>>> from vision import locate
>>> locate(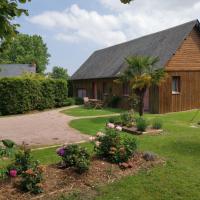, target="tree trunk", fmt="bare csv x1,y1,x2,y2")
136,88,147,116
